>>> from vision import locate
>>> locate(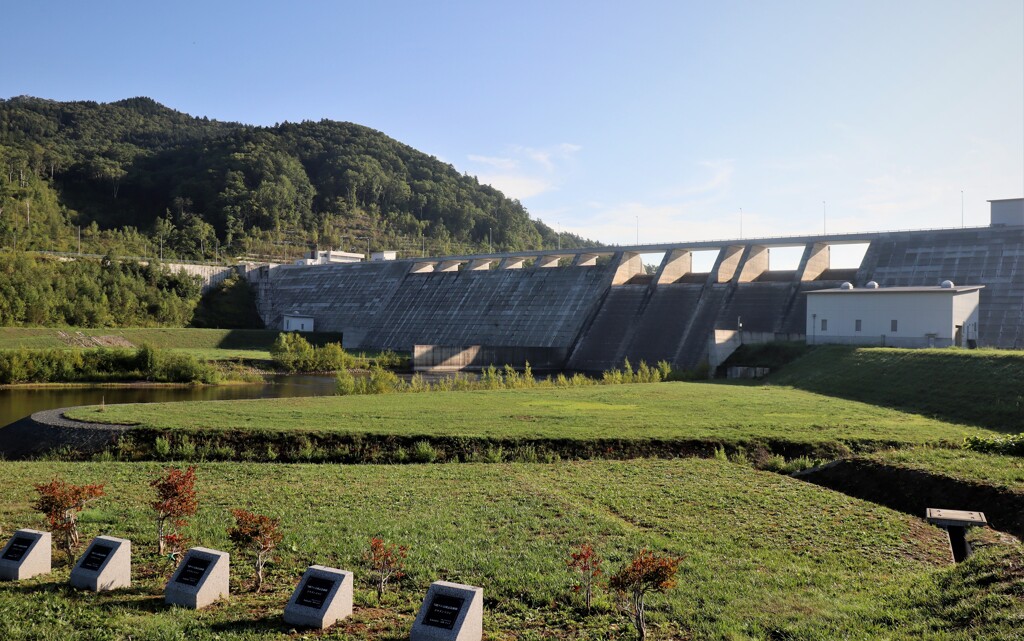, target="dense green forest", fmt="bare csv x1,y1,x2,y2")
0,96,596,261
0,252,202,327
